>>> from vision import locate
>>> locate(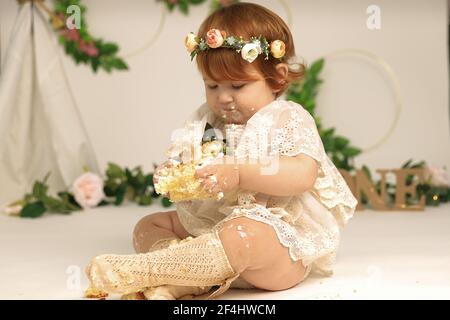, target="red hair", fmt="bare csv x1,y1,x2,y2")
195,2,305,97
